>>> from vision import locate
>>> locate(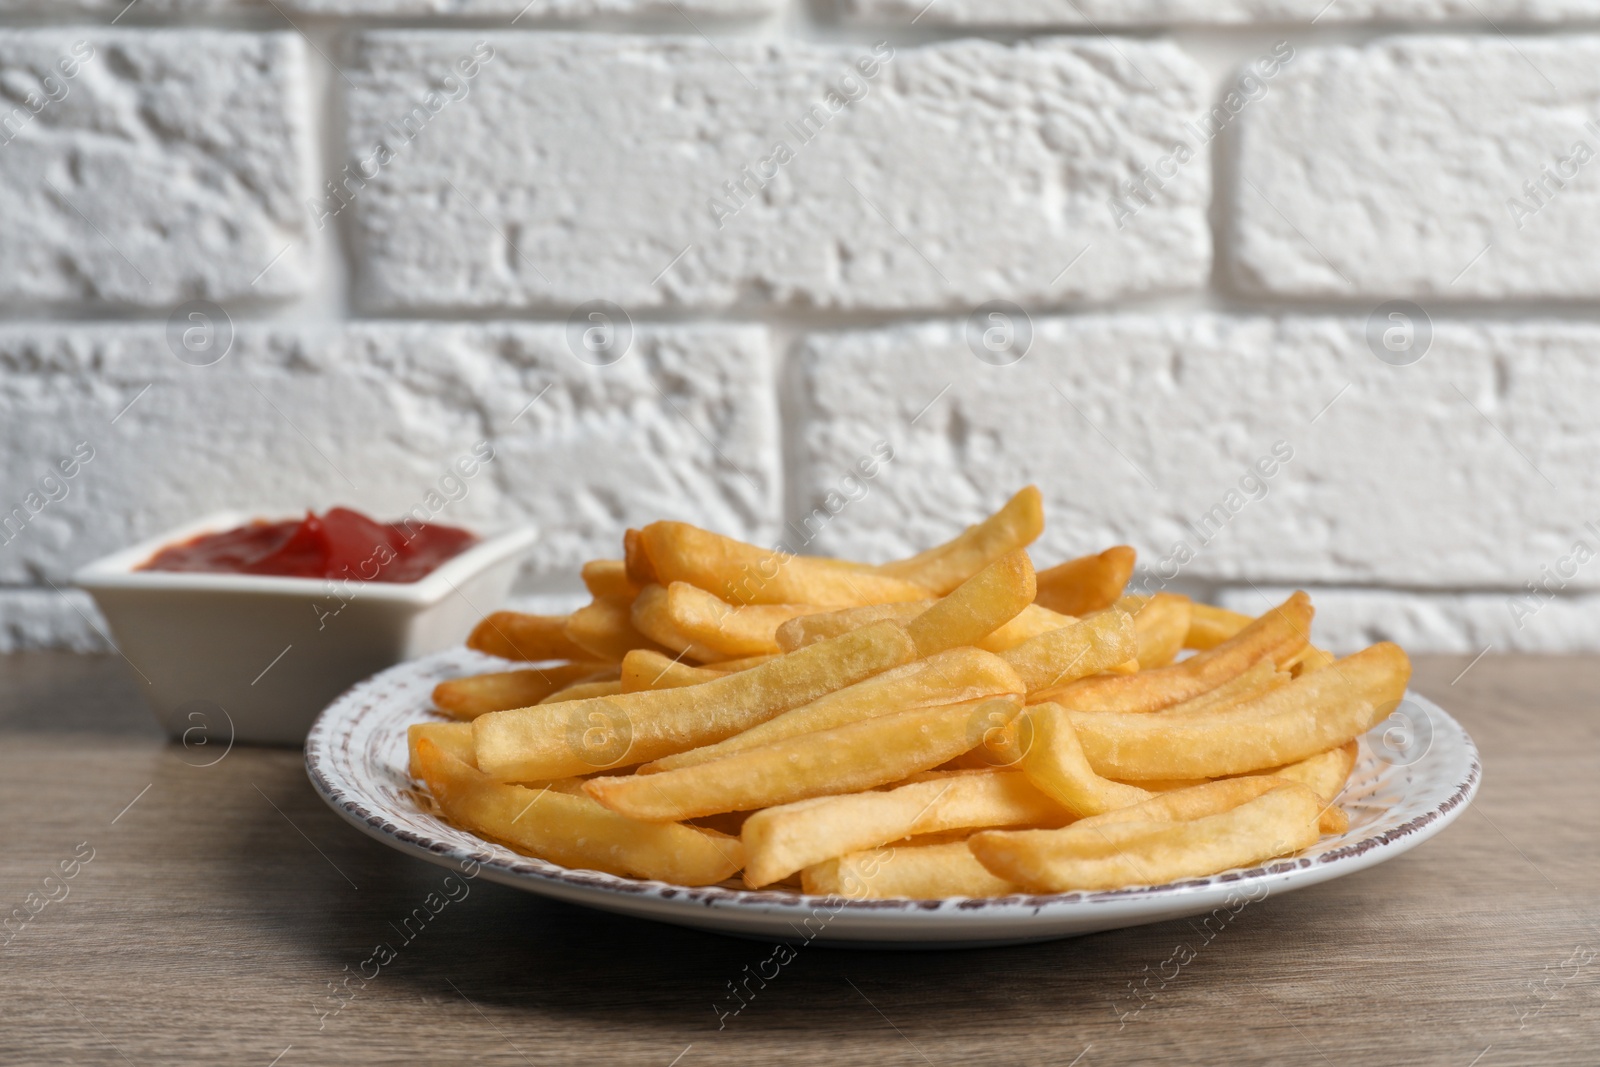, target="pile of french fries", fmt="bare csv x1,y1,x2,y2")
409,487,1410,899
